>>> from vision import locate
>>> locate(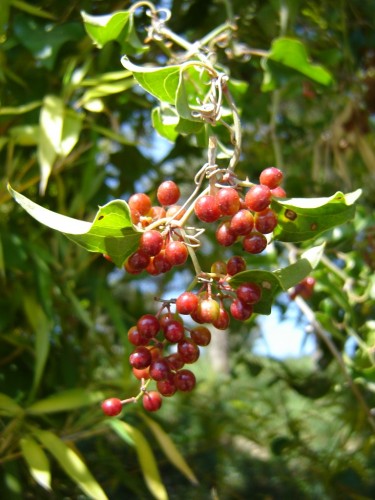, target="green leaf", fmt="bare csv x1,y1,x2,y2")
79,79,134,105
20,436,51,491
11,0,56,20
0,100,42,115
229,244,324,313
81,10,130,48
7,185,142,268
33,430,108,500
271,190,361,242
0,393,23,416
151,106,179,142
109,420,168,500
8,125,40,146
26,388,104,414
23,296,50,399
261,37,334,92
60,109,83,157
121,56,182,105
141,415,198,485
0,0,11,40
